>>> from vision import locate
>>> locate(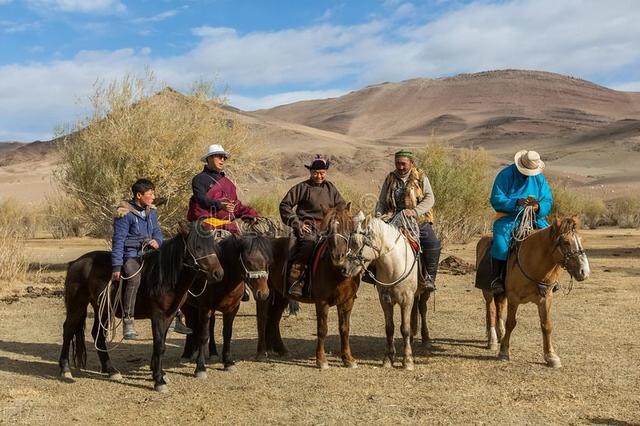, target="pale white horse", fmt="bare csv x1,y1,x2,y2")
345,213,419,370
